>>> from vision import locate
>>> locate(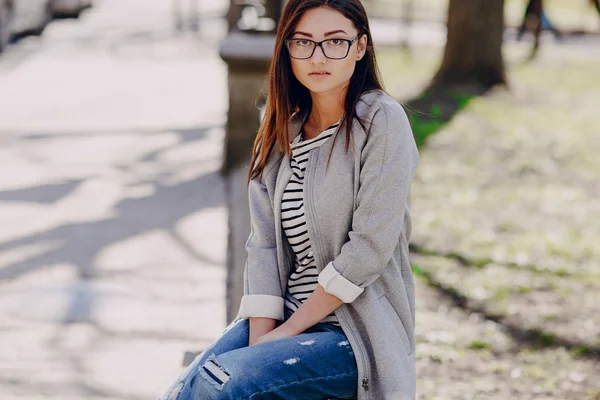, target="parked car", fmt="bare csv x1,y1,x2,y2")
0,0,11,53
11,0,52,36
51,0,92,18
0,0,92,54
